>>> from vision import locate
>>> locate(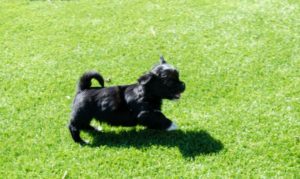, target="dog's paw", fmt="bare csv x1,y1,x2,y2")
79,140,90,146
94,126,103,132
166,122,178,131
